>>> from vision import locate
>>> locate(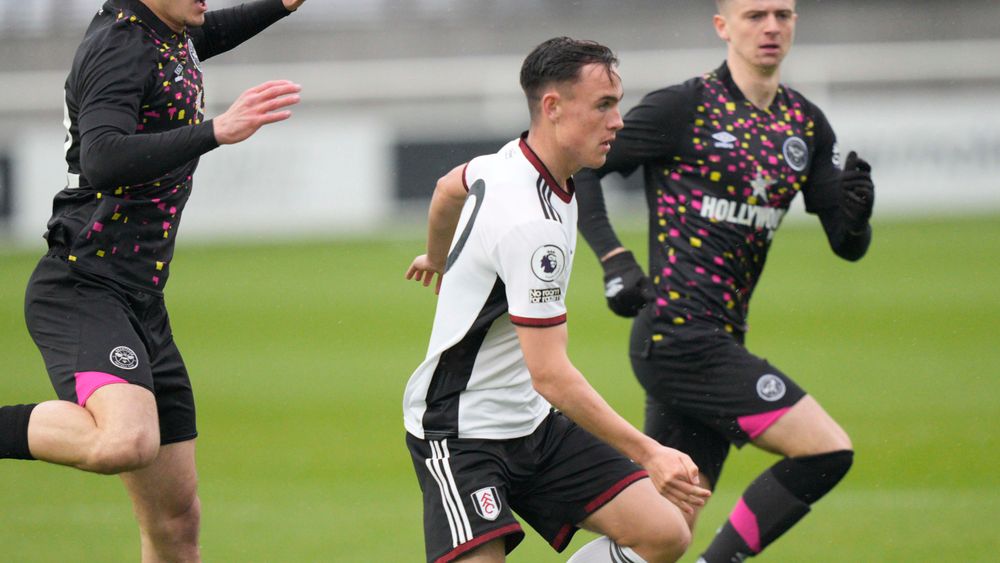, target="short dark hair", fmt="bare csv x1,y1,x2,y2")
519,37,618,120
